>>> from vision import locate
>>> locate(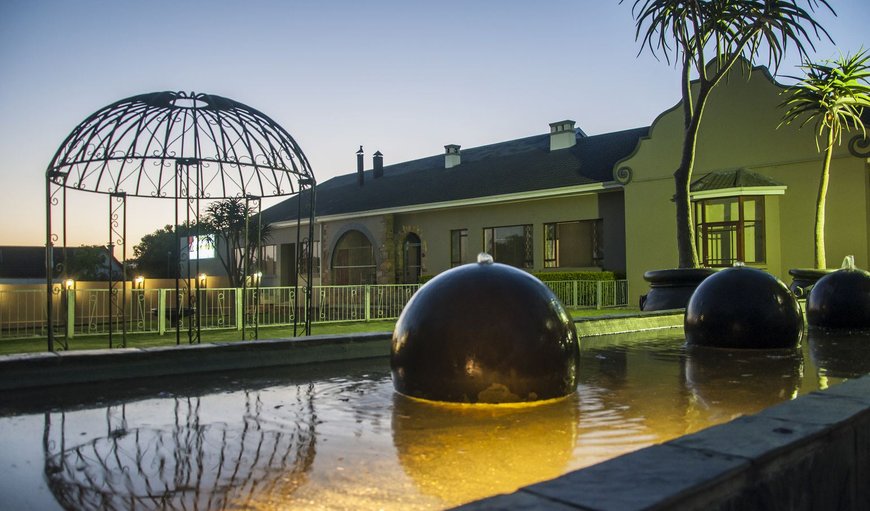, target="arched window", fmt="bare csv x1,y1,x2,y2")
331,230,376,285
